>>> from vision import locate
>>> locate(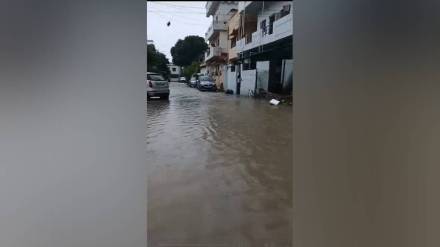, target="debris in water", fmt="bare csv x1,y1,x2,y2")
269,99,280,105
